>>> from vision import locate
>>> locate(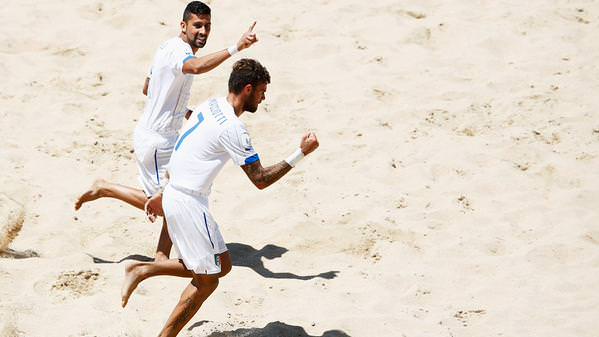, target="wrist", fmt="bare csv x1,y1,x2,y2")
227,44,239,56
285,148,304,168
